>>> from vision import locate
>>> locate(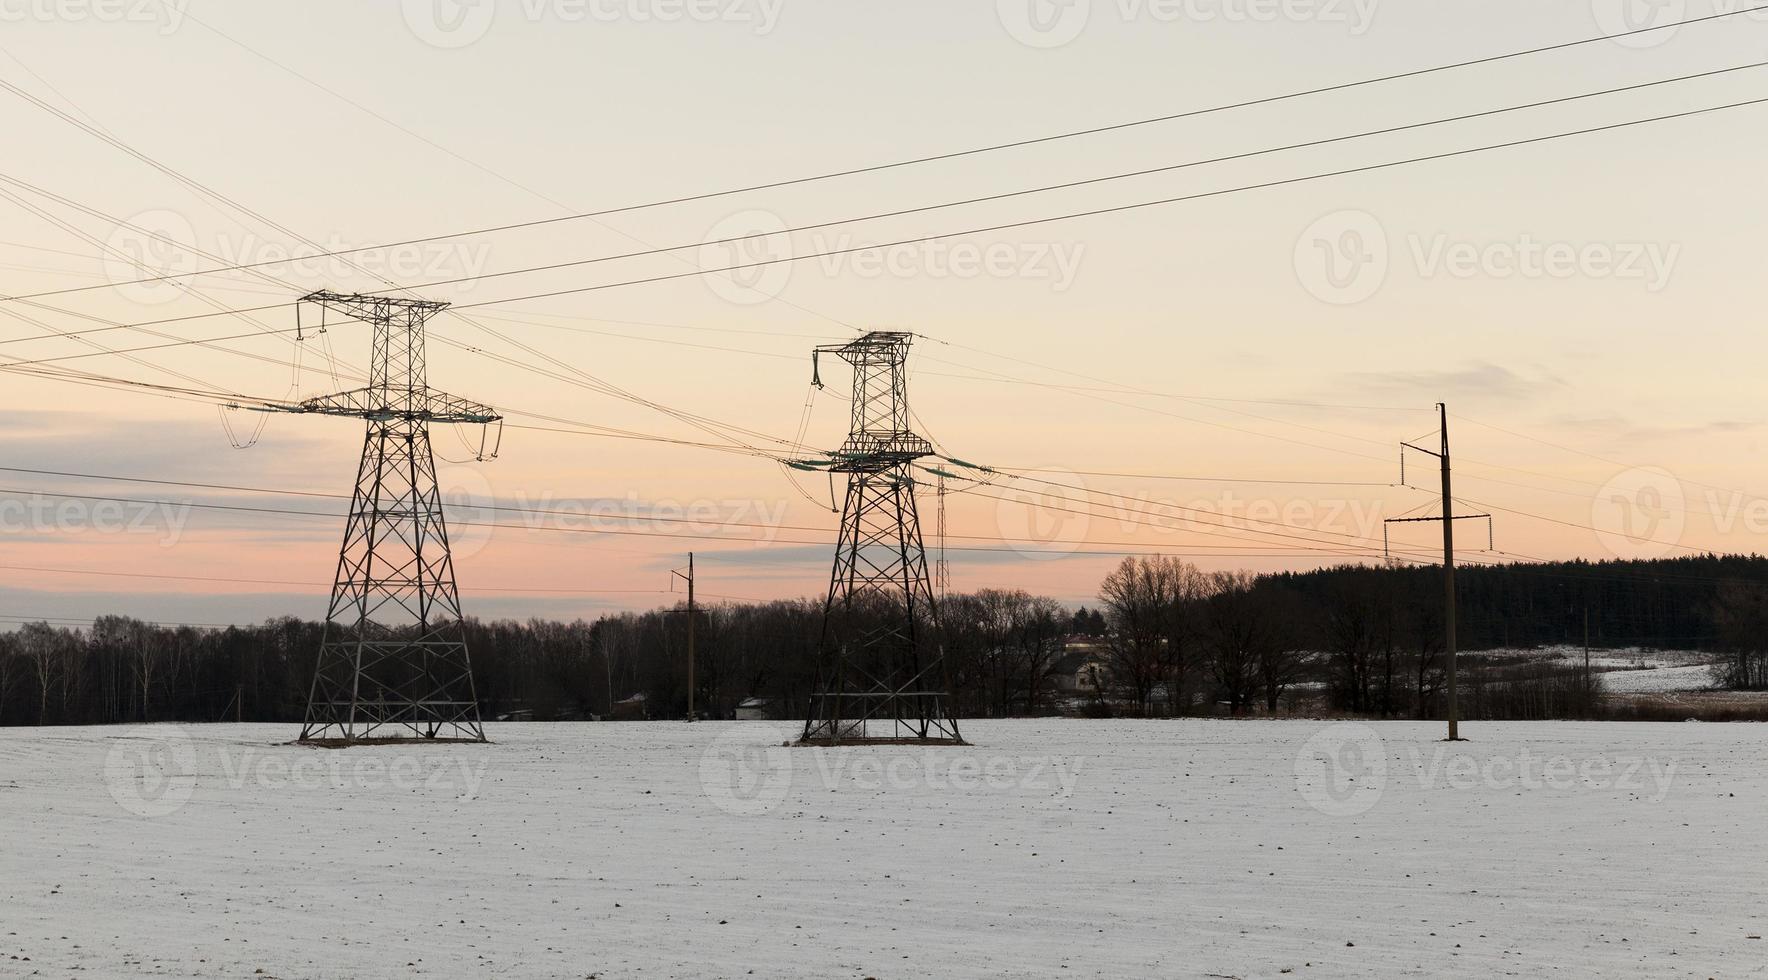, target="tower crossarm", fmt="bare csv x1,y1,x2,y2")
258,387,501,424
300,289,449,326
